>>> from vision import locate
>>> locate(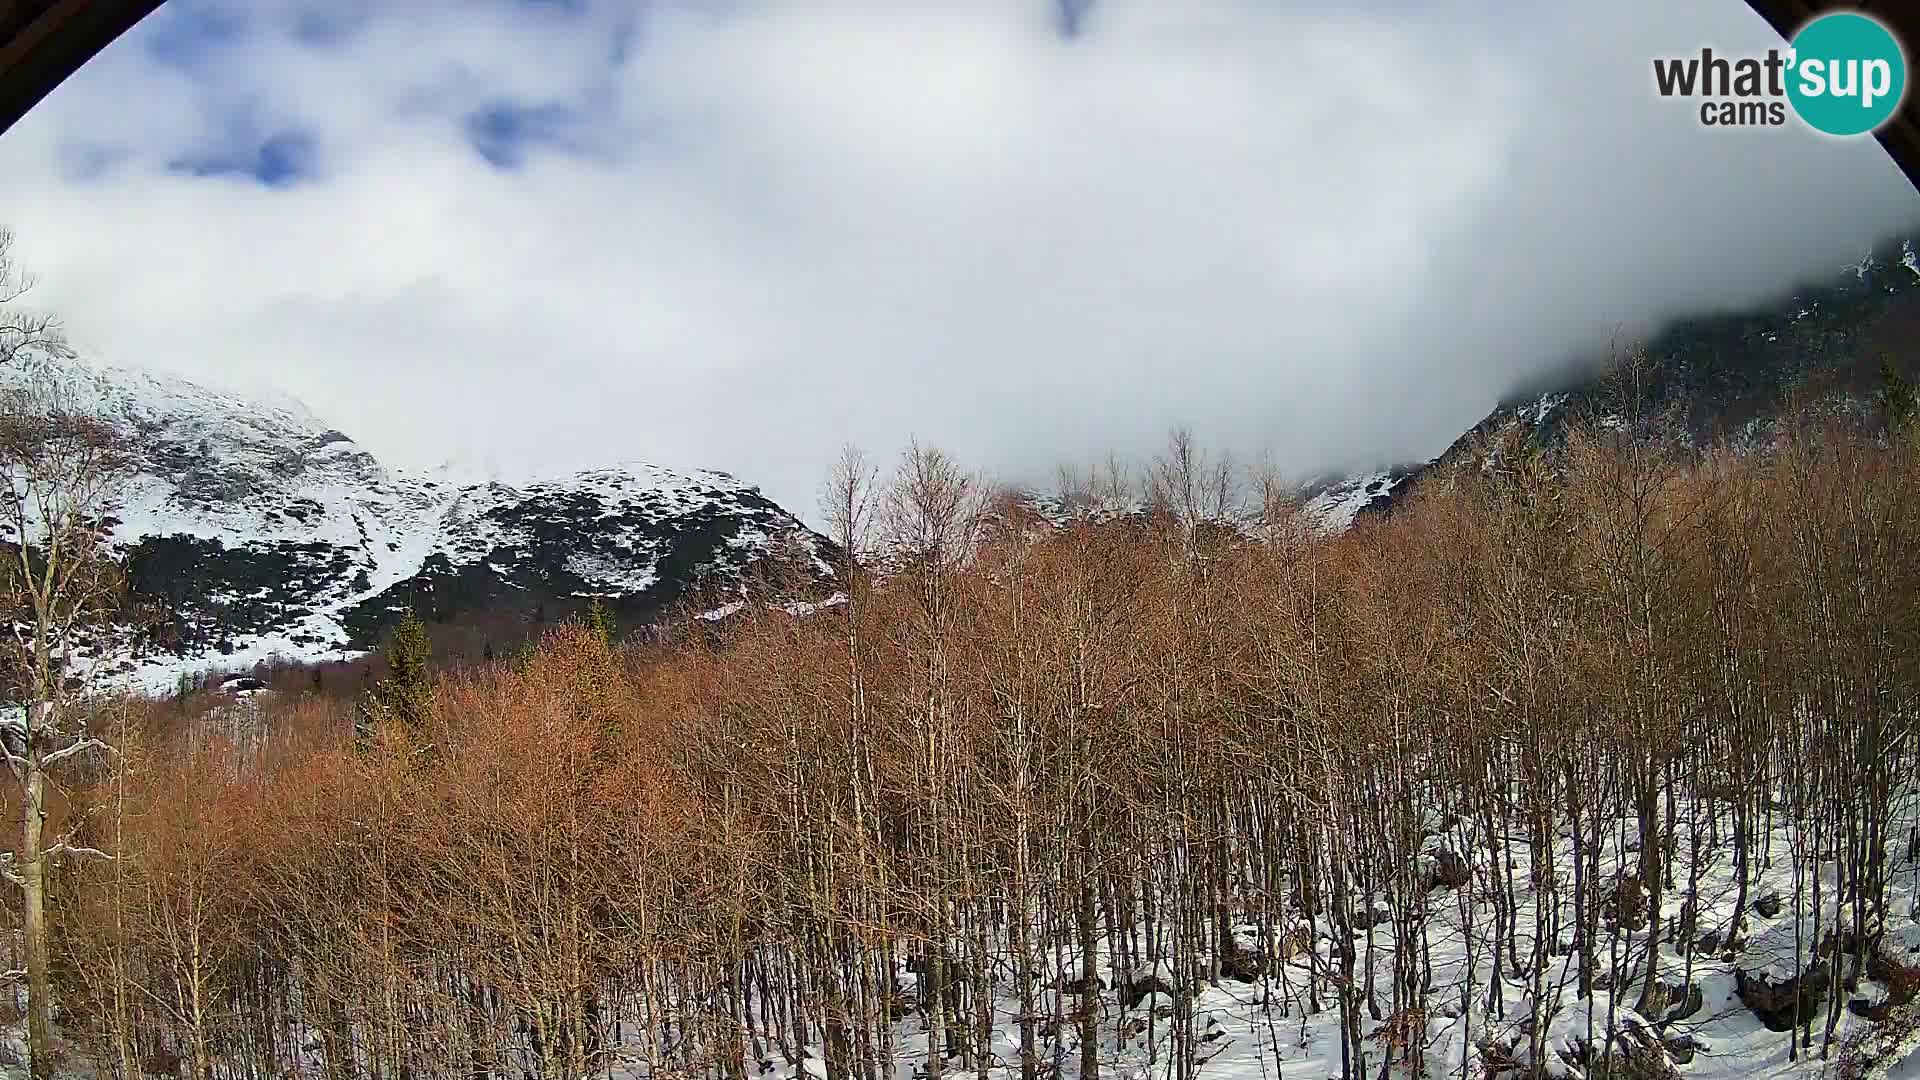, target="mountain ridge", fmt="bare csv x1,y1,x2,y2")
0,355,838,691
1303,235,1920,531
